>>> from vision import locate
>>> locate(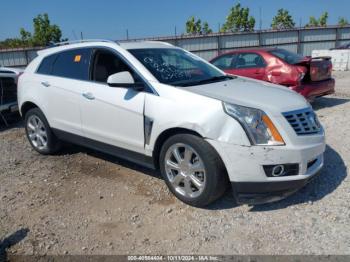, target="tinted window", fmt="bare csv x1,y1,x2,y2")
269,49,304,64
235,53,266,69
212,54,236,70
51,48,92,80
37,54,57,75
129,48,226,86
